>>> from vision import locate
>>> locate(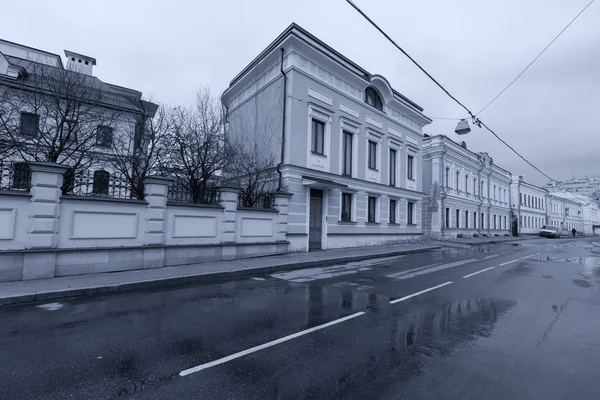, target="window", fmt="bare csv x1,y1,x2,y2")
455,209,460,228
389,199,397,224
407,155,414,180
465,175,469,193
456,171,460,190
407,201,415,225
465,210,469,228
341,193,353,222
494,215,497,229
342,131,353,176
473,178,477,194
481,213,485,229
311,119,325,155
473,211,477,229
504,189,507,202
92,170,110,195
520,194,524,205
504,216,507,230
367,196,377,223
62,168,75,194
364,87,383,111
20,112,39,137
445,207,450,228
445,168,450,187
96,125,114,147
12,163,31,189
368,140,377,170
493,185,497,200
389,149,397,186
481,181,485,197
